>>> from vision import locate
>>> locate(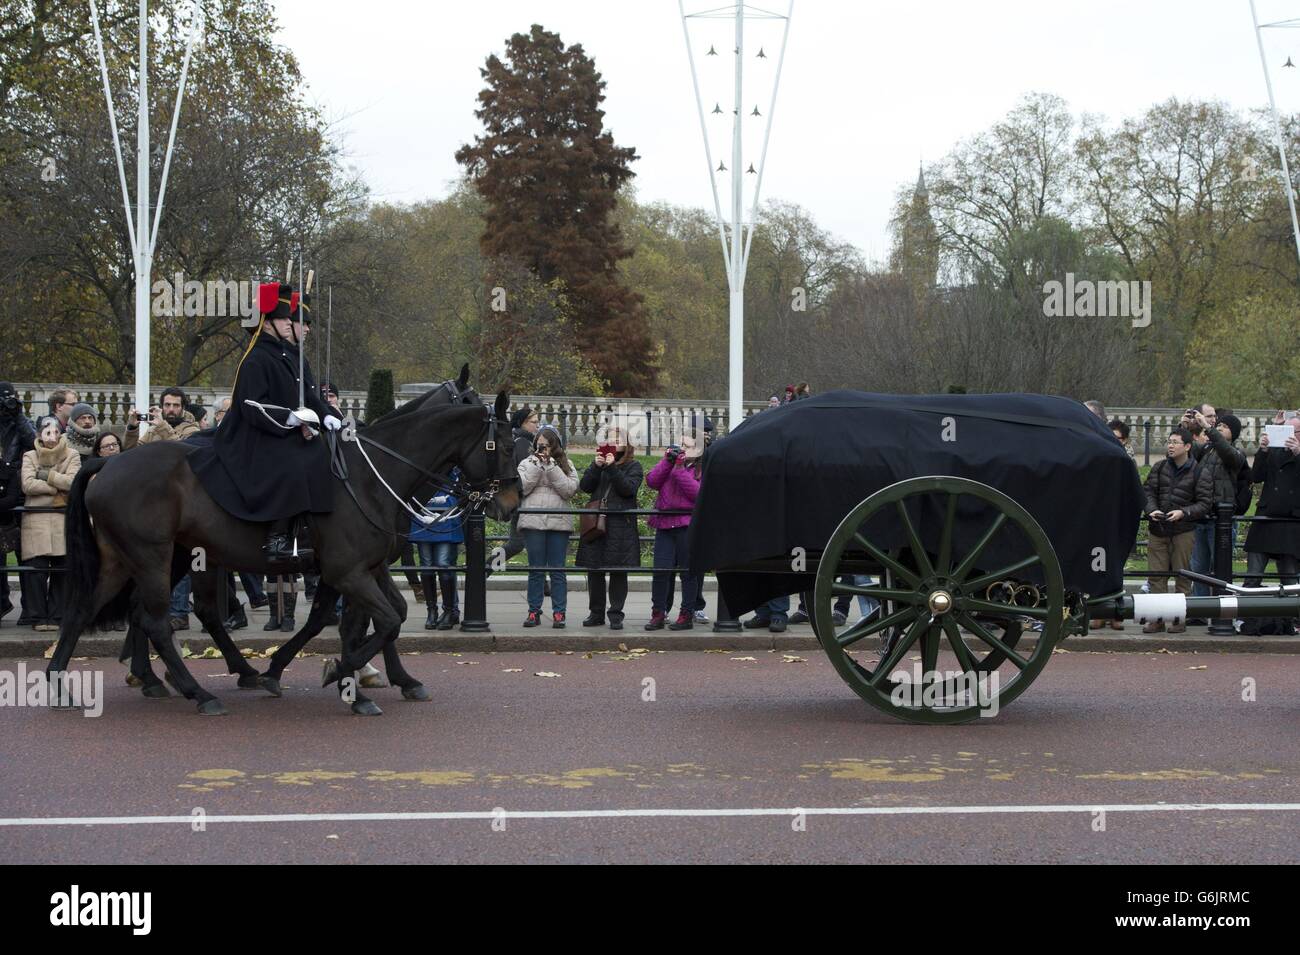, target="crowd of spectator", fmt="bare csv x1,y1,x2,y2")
3,384,1298,642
